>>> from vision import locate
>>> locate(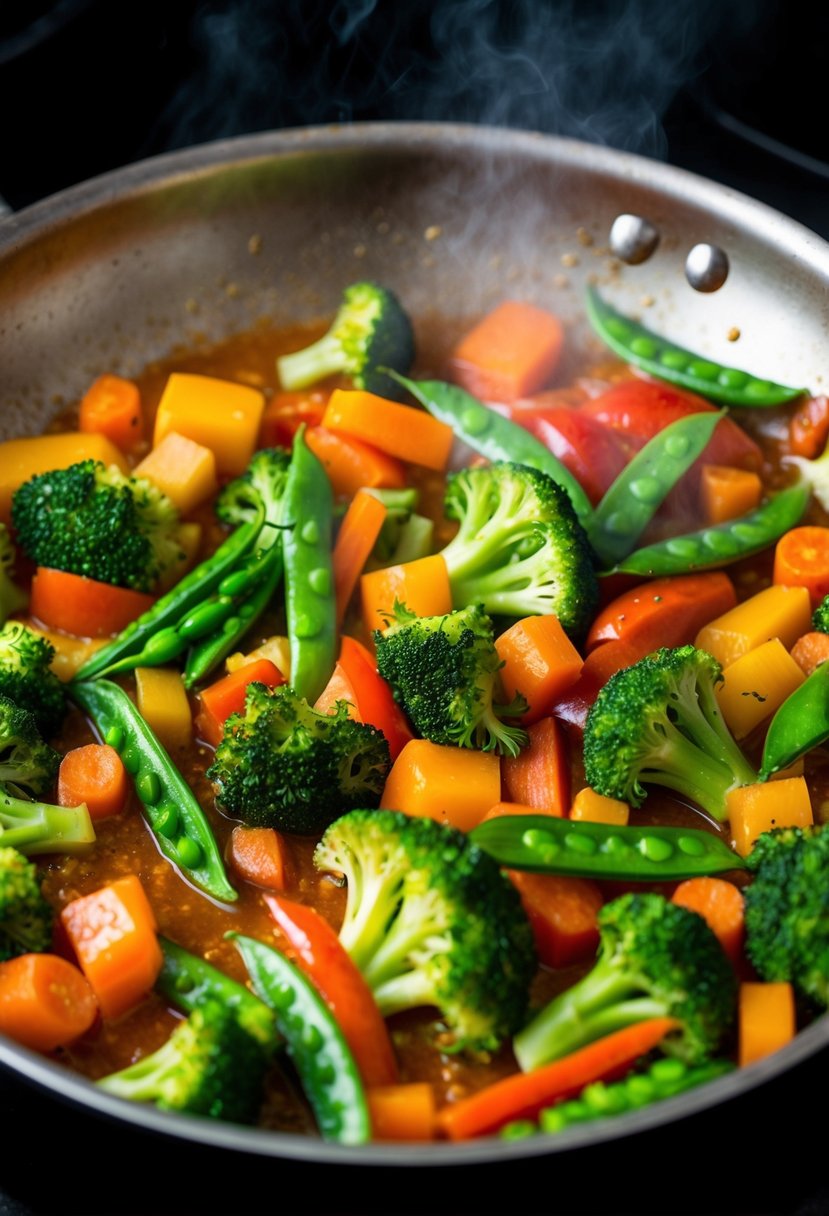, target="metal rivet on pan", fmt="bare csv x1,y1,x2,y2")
685,243,729,292
608,214,660,265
